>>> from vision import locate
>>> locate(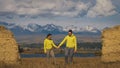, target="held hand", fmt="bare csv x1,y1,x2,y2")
55,46,58,49
44,52,47,54
56,47,59,49
74,50,77,53
56,46,59,49
57,46,60,49
55,45,59,49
